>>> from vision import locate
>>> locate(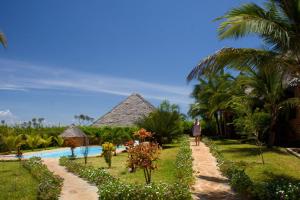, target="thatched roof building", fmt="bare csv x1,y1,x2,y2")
60,125,88,146
93,93,156,127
